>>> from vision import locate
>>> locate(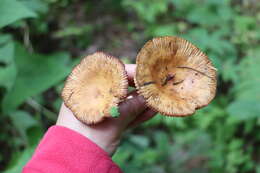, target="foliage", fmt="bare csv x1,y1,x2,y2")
110,106,120,118
0,0,259,172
